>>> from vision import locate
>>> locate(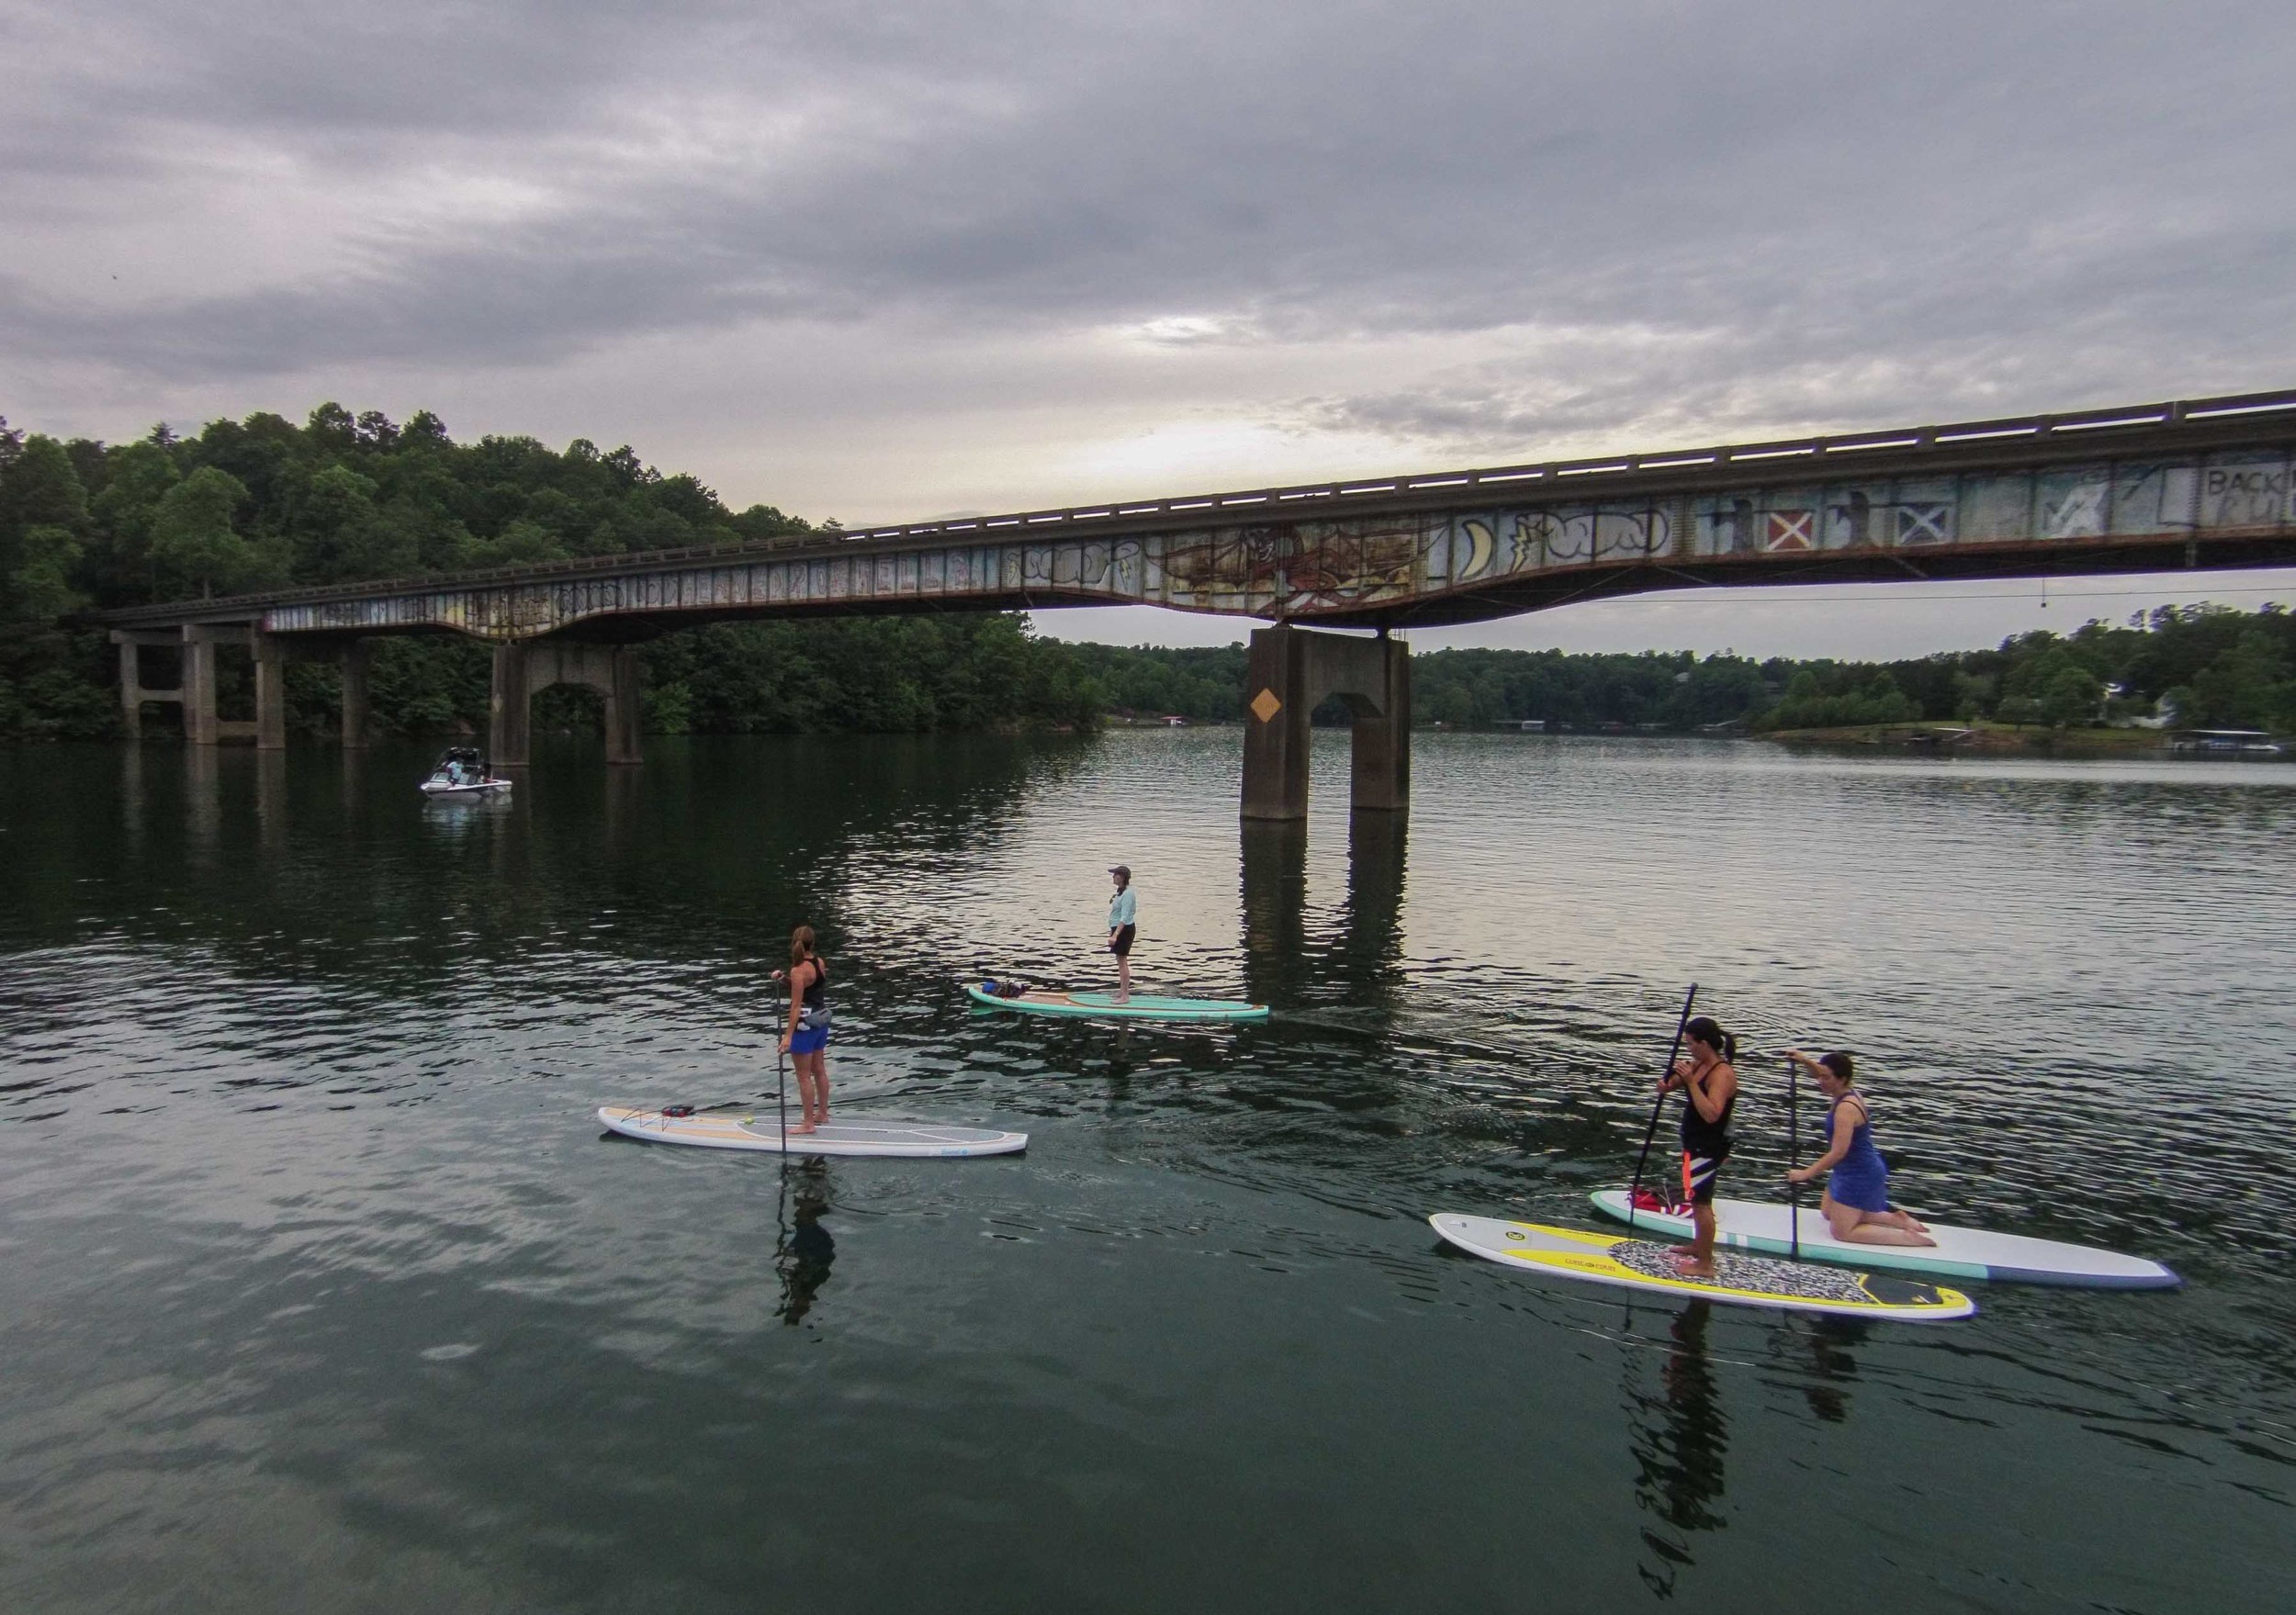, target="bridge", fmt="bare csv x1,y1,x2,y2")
96,387,2296,819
